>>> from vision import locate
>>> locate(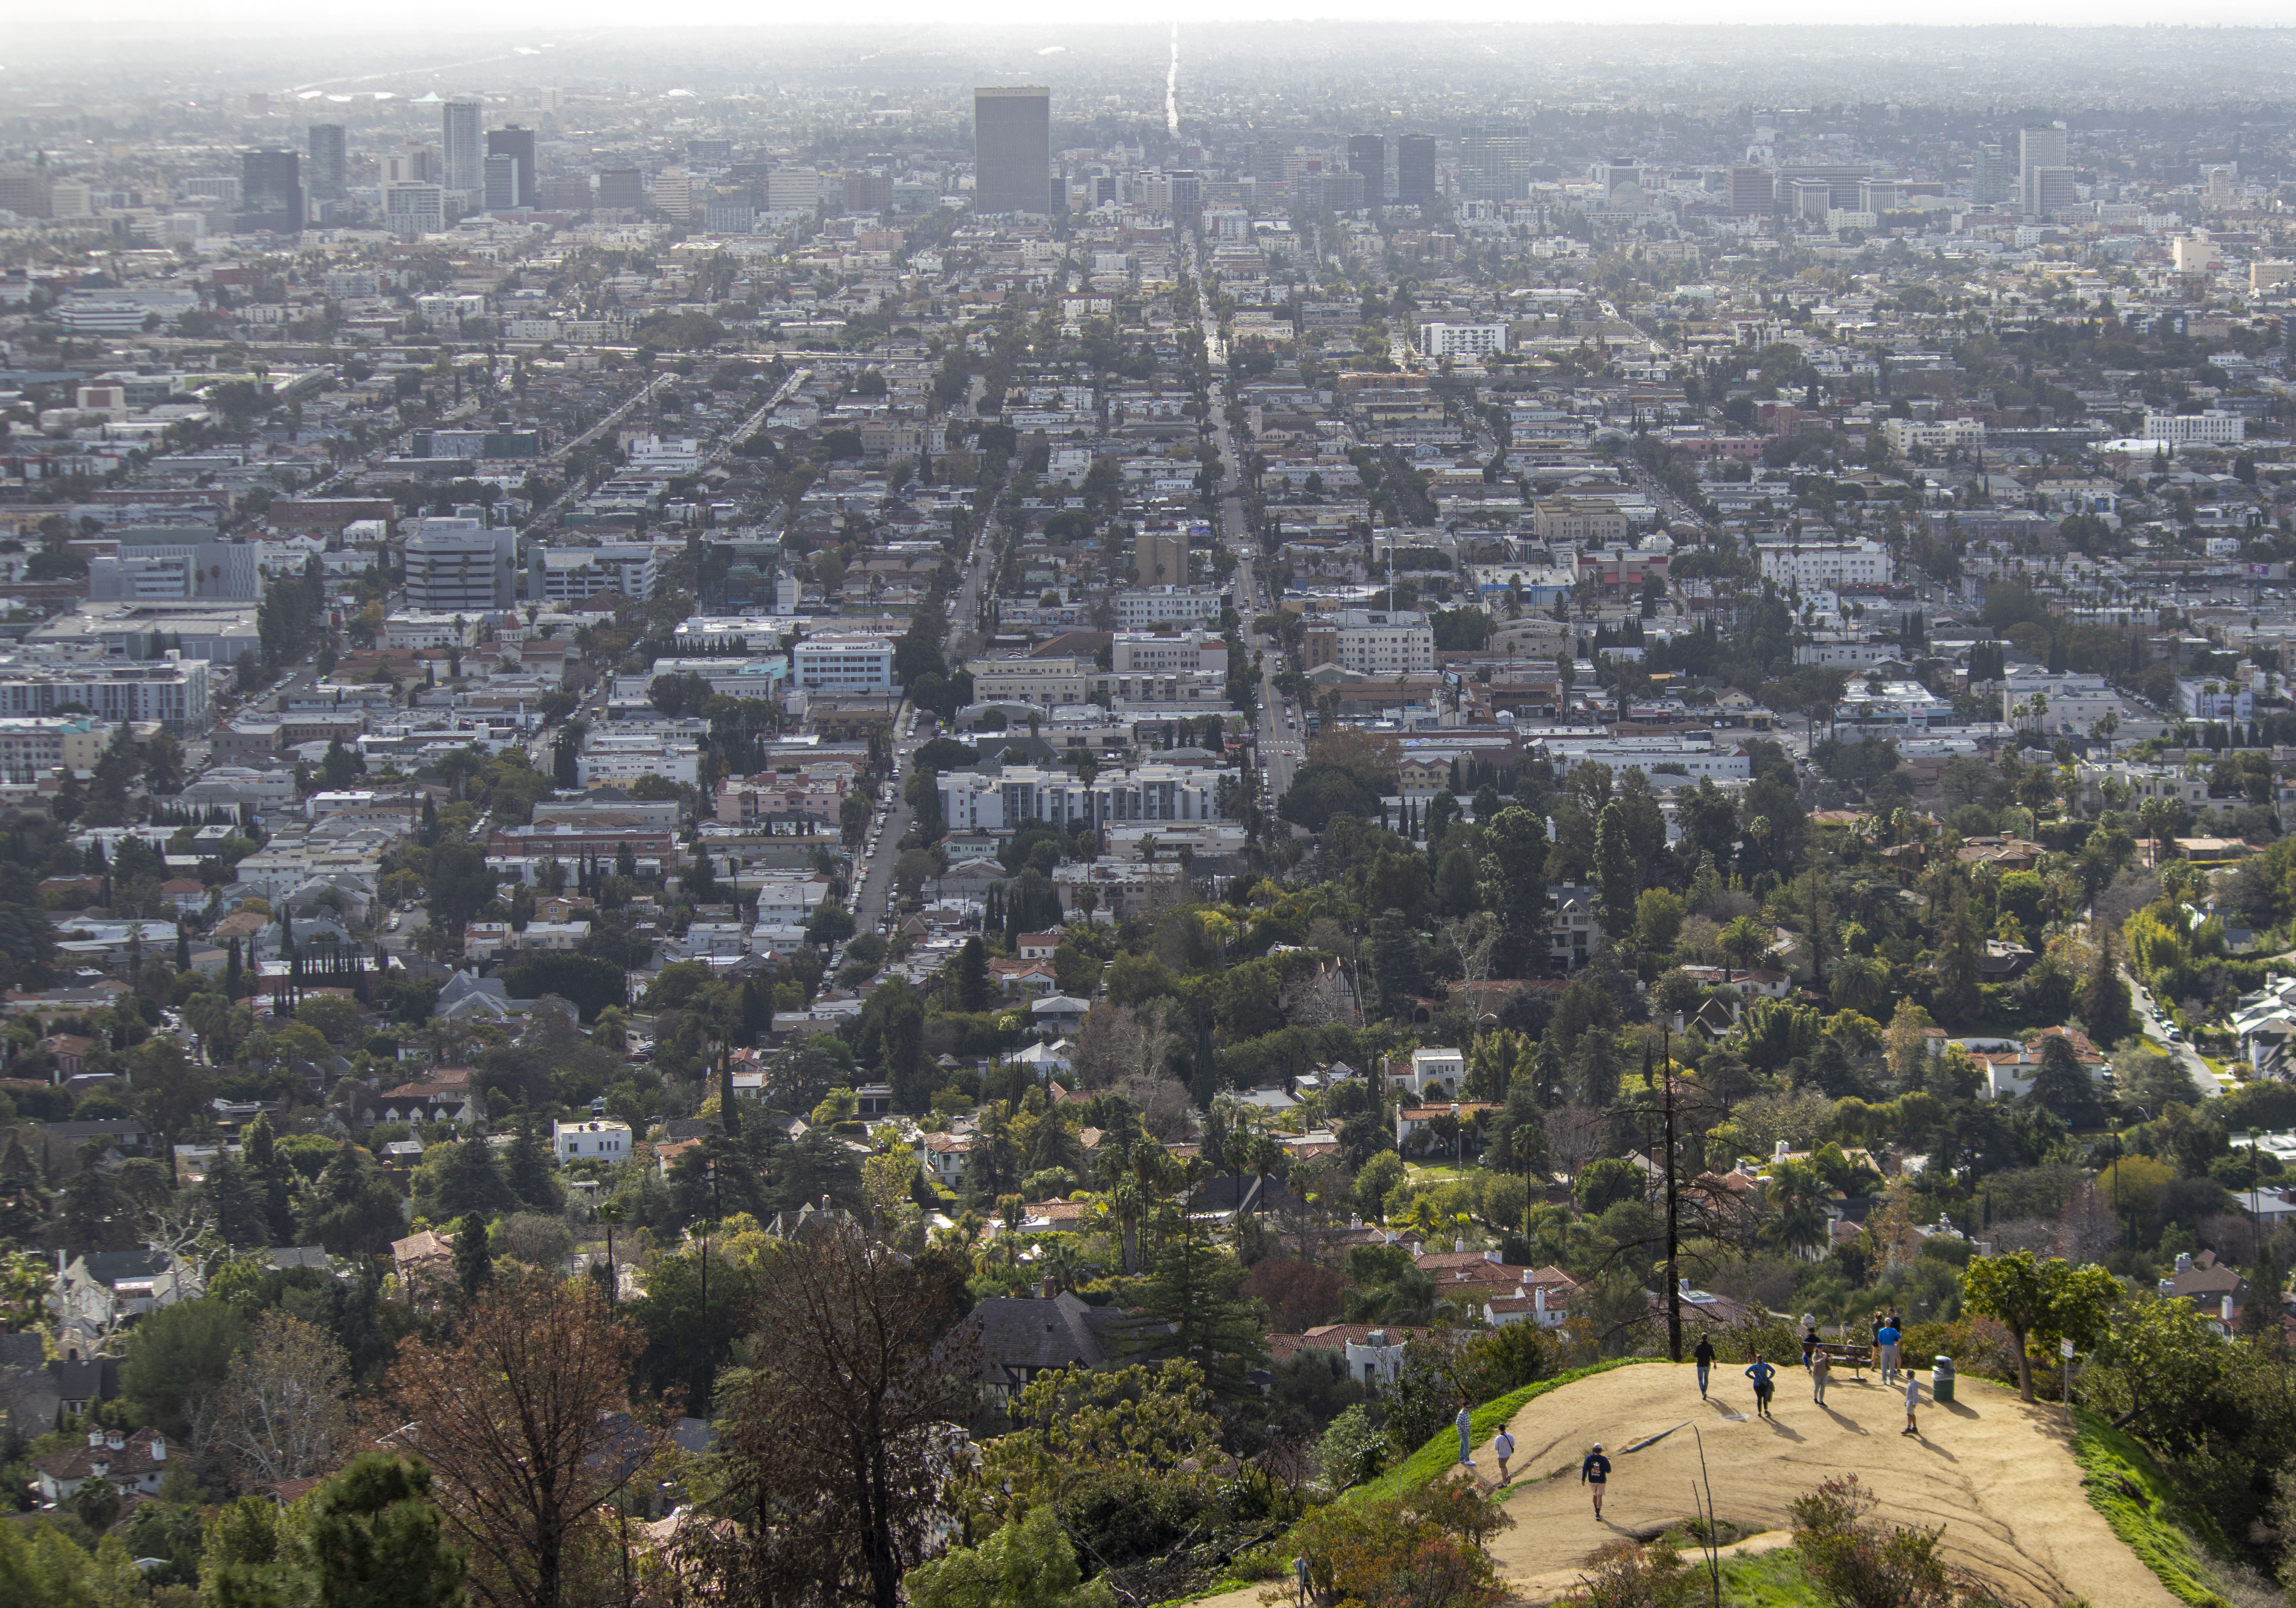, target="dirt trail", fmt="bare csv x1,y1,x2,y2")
1462,1361,2178,1607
